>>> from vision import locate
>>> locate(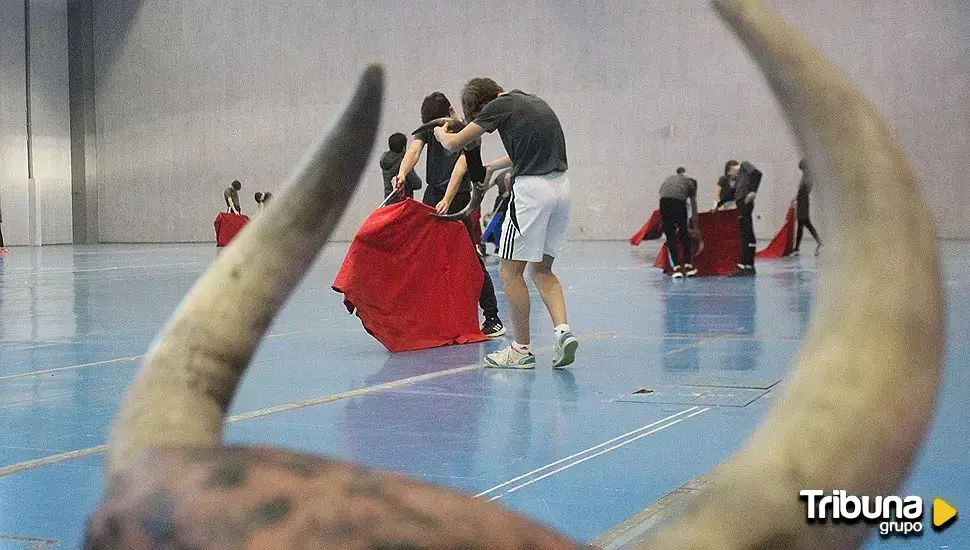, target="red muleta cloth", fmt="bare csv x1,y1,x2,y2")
333,199,488,352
